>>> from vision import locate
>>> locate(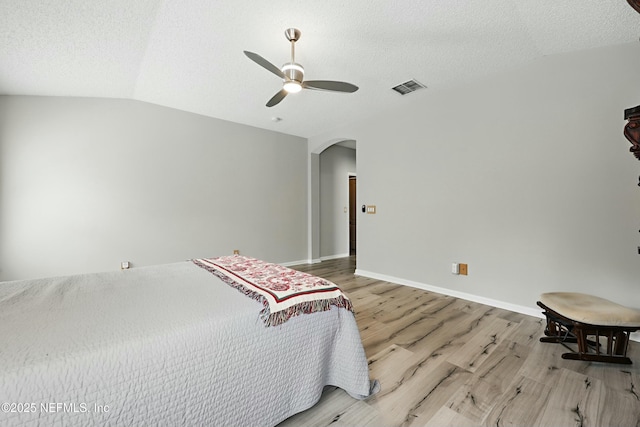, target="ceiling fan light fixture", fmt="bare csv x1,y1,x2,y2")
283,81,302,93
